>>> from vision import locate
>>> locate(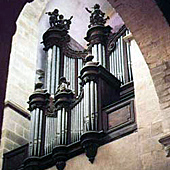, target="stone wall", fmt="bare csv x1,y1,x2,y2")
0,0,50,169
